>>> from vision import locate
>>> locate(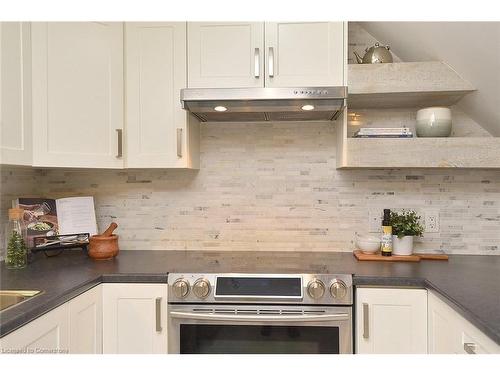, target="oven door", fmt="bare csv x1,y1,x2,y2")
168,304,352,354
